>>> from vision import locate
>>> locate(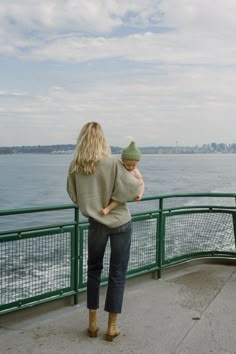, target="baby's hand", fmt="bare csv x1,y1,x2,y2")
134,194,142,201
131,169,142,180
